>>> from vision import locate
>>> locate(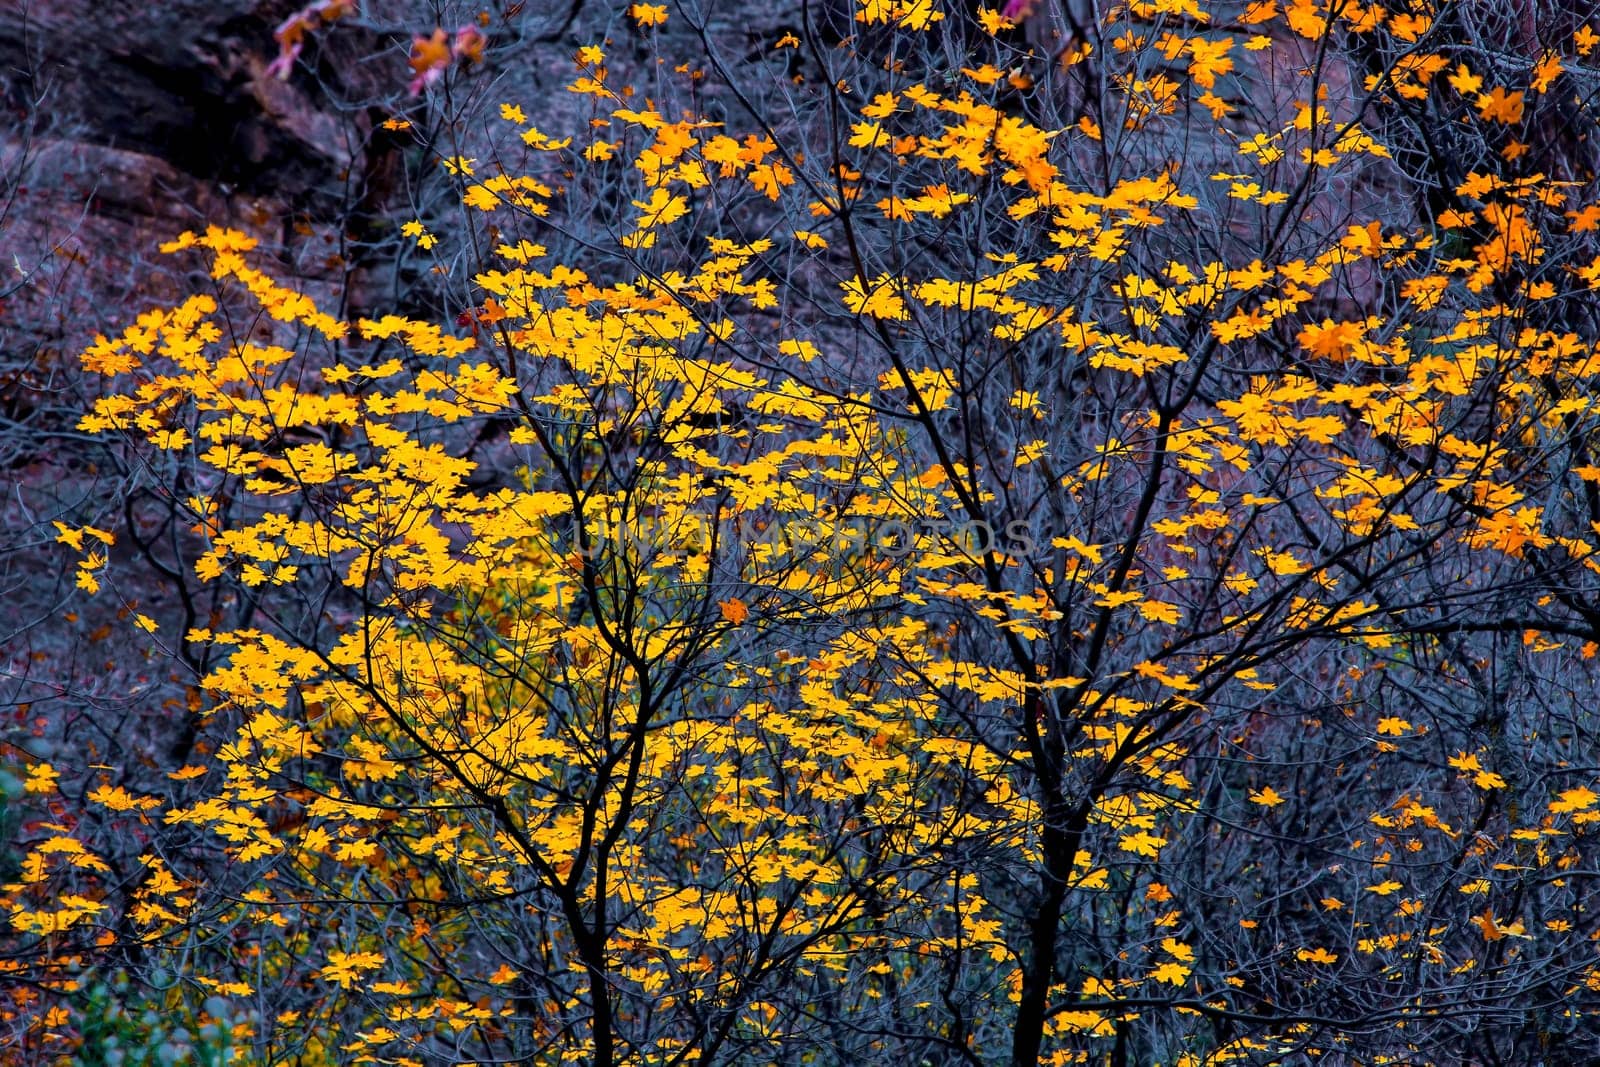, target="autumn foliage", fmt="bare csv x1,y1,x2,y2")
11,0,1600,1063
